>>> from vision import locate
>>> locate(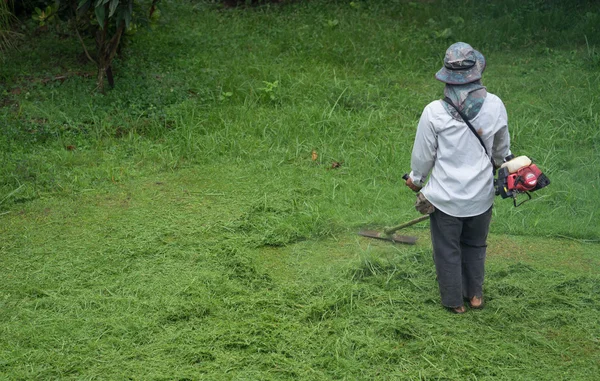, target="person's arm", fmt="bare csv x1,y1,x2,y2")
408,106,437,189
492,101,511,167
